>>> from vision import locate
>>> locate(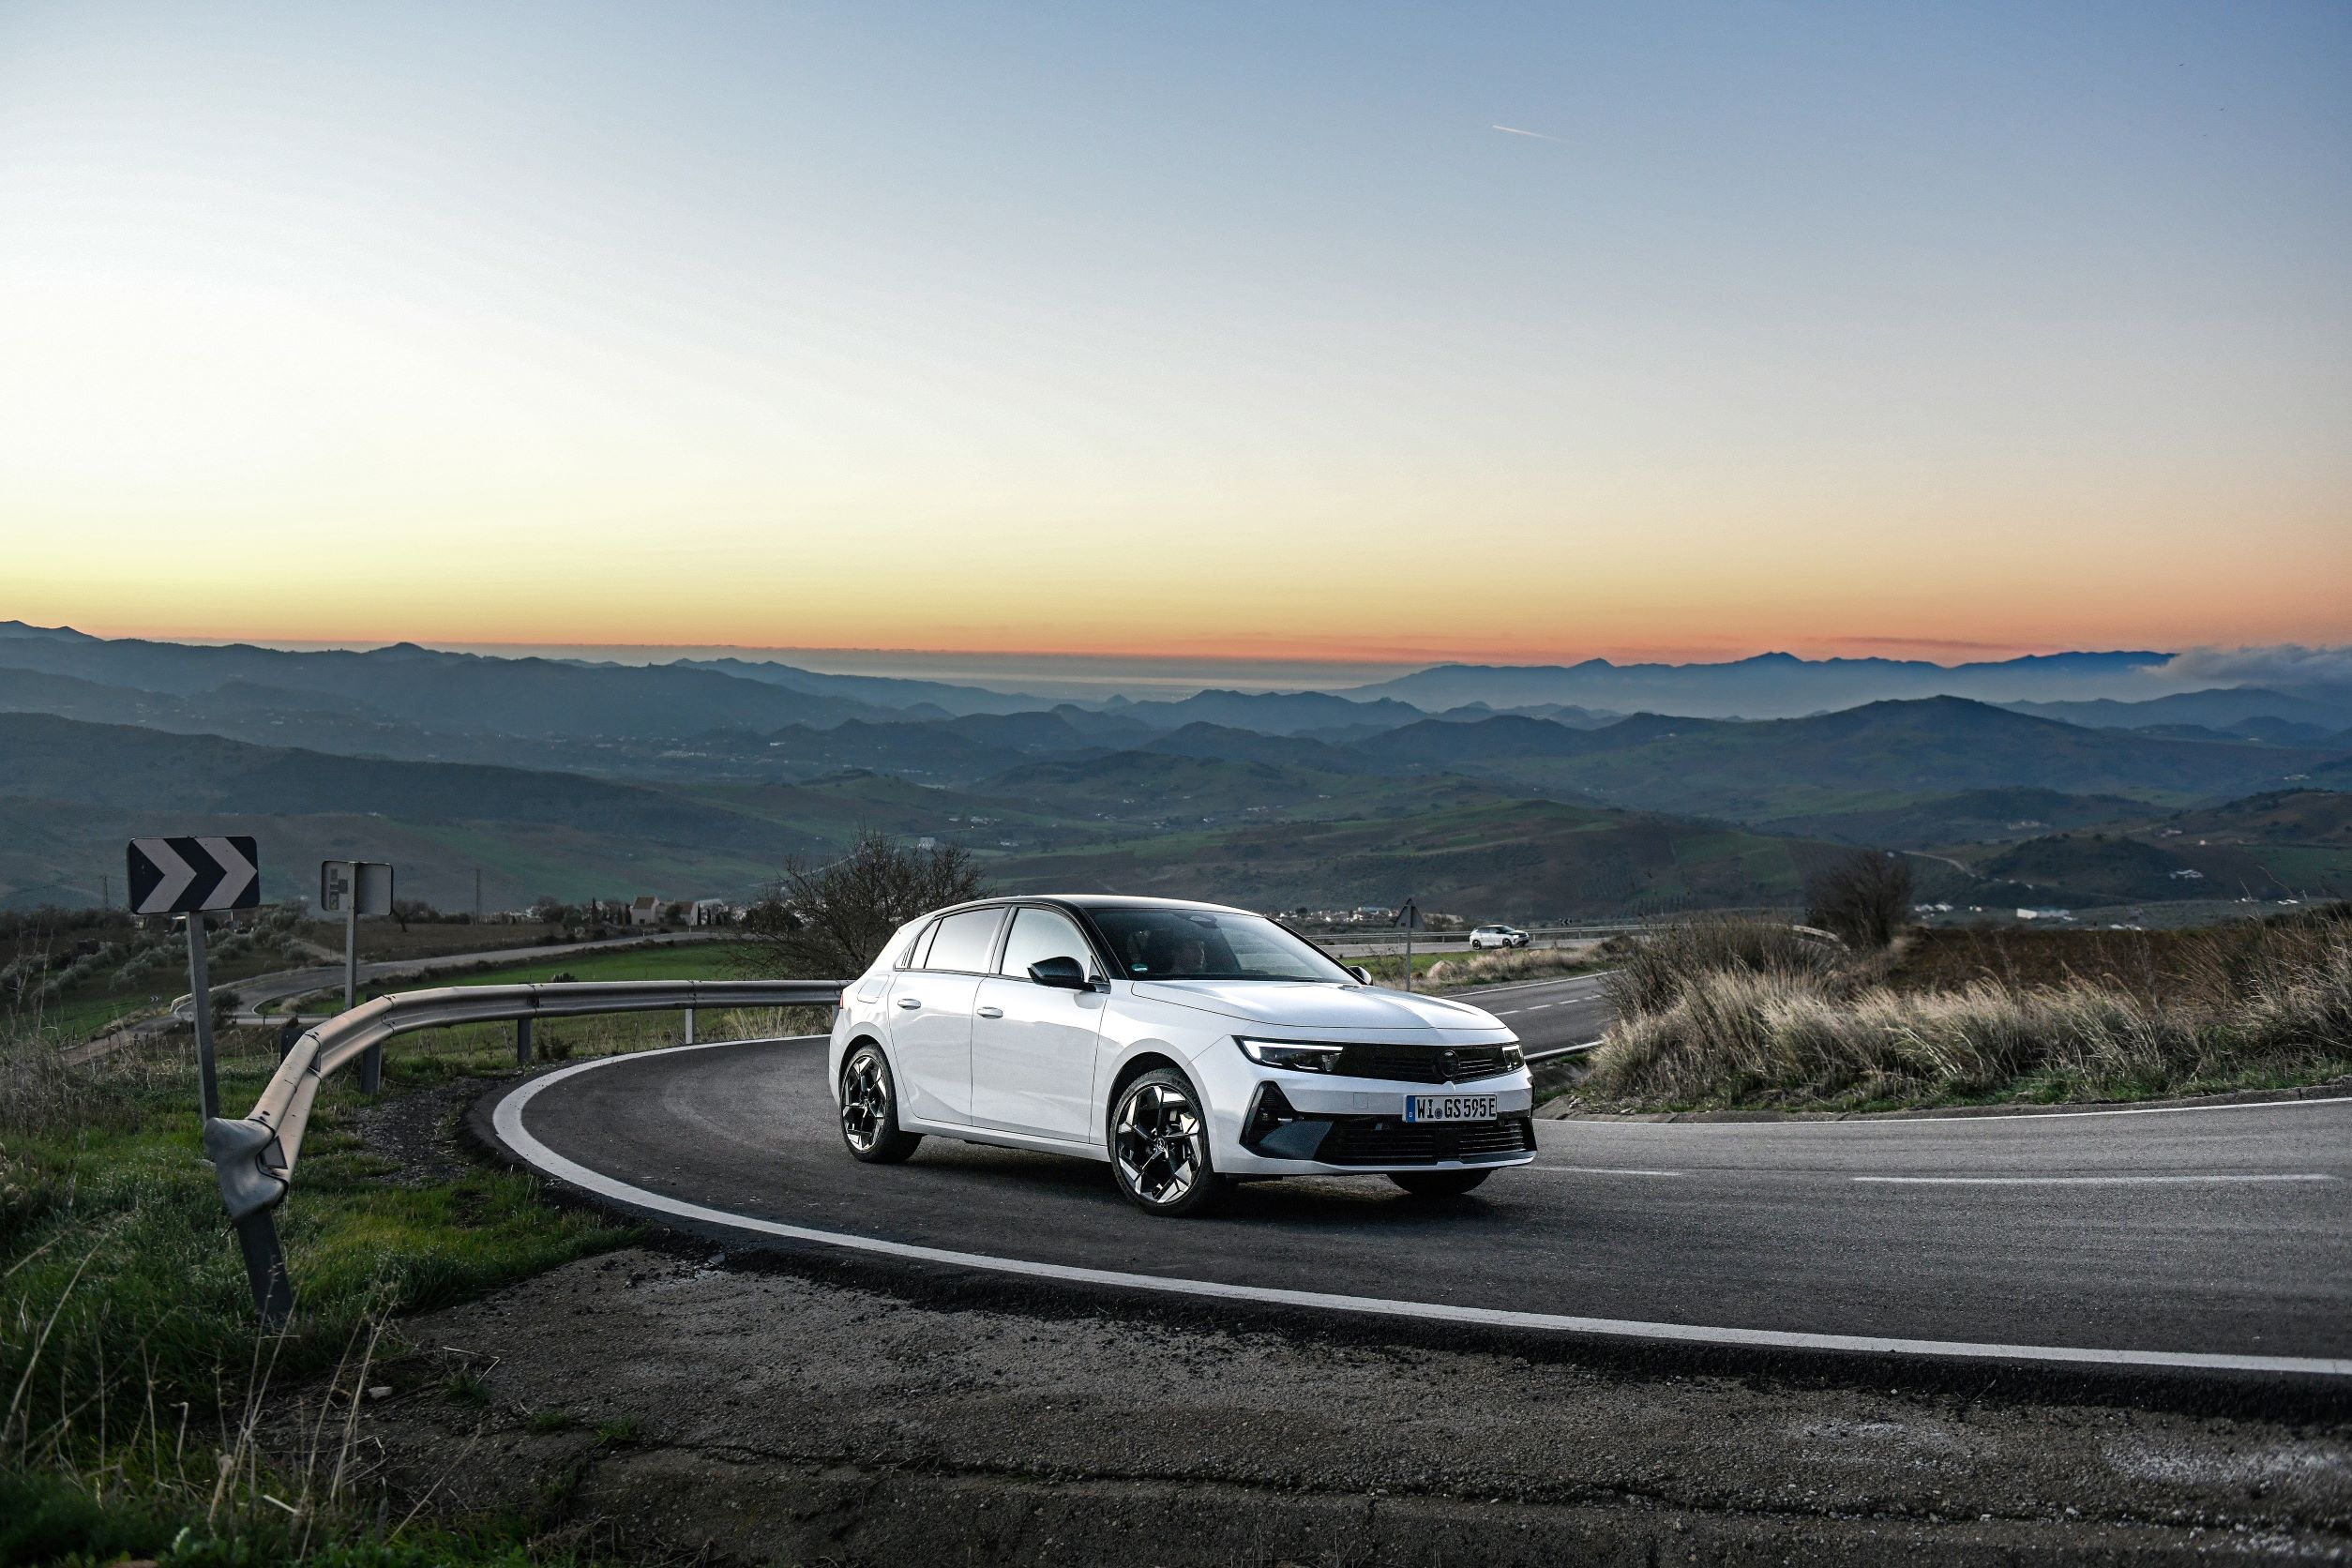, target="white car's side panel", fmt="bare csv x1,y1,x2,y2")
971,974,1107,1140
883,969,979,1124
